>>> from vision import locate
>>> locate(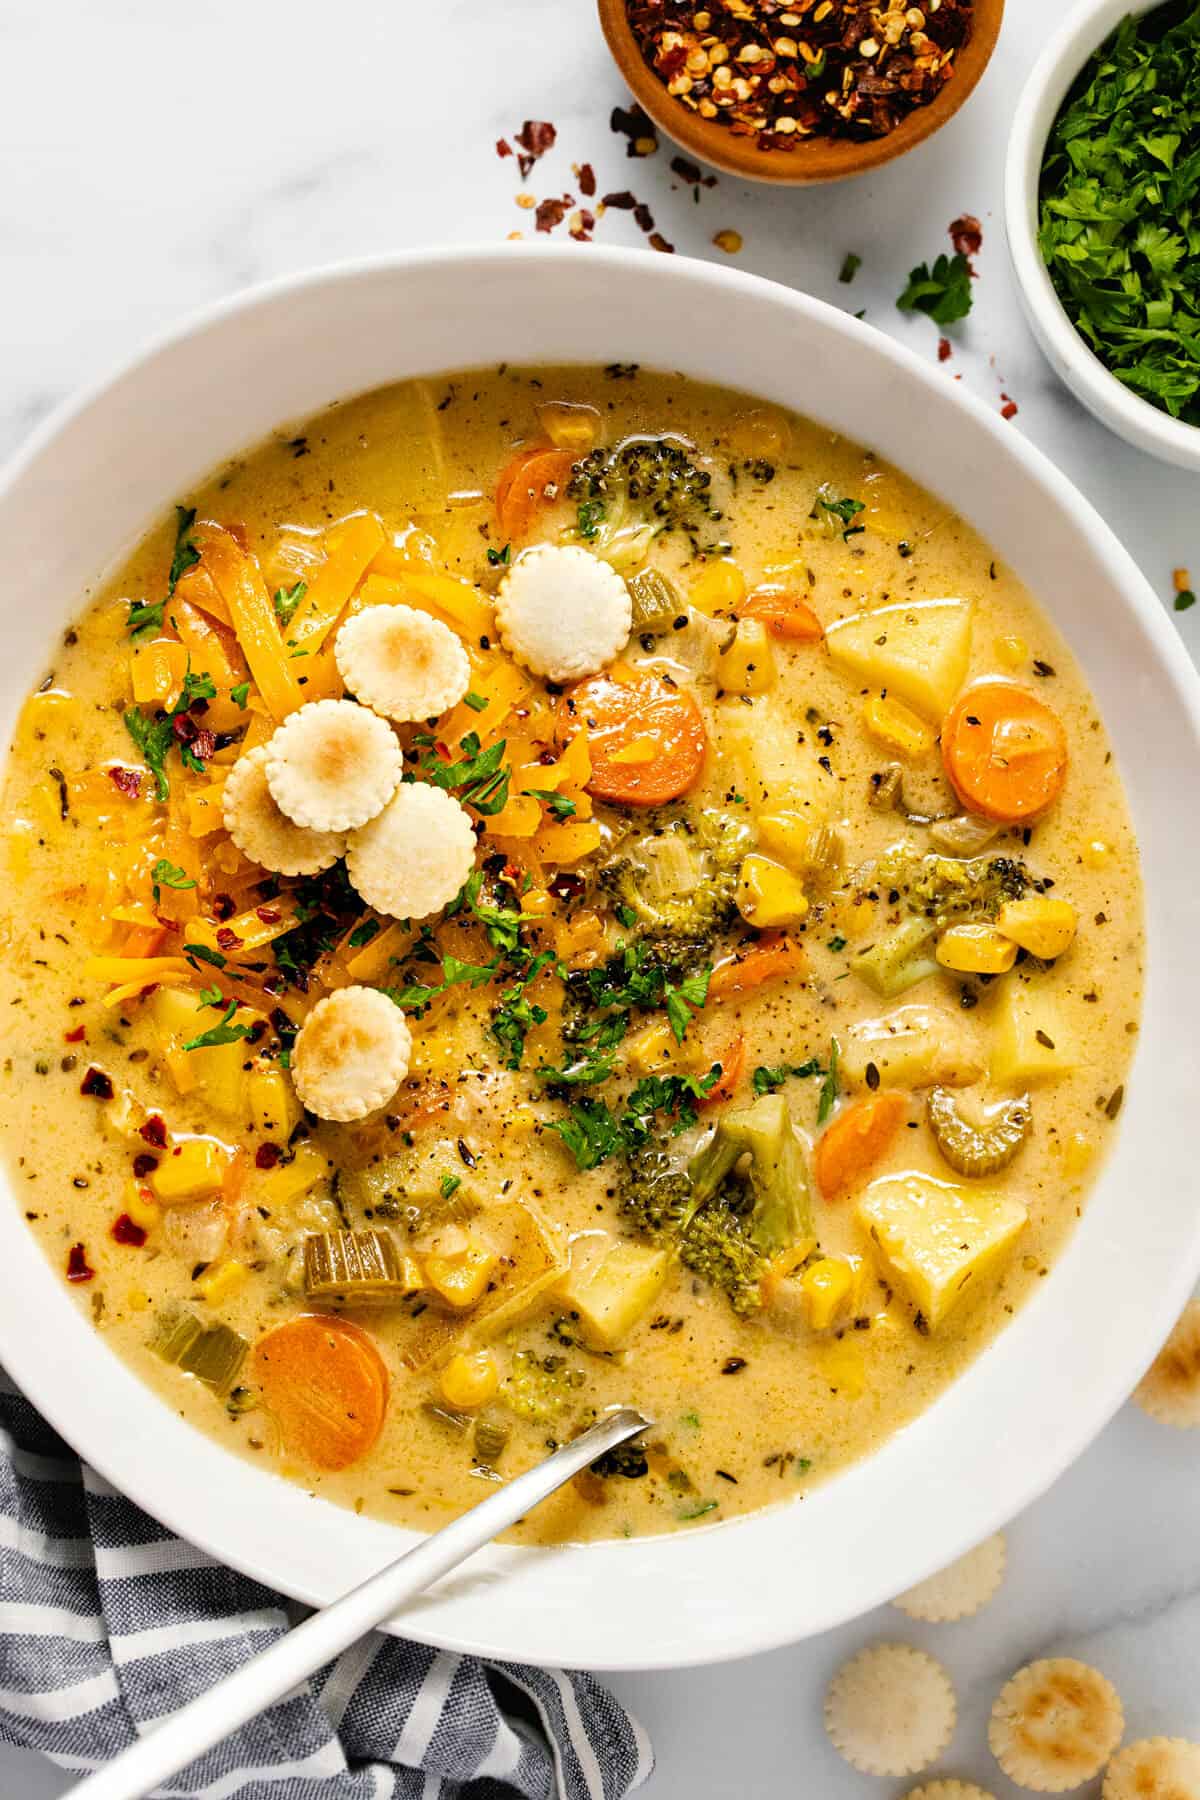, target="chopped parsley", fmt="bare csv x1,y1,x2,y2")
1176,588,1197,612
817,1037,841,1125
347,919,380,949
839,252,862,284
439,1173,462,1201
577,498,606,540
167,505,200,594
183,1000,253,1051
230,682,250,708
523,787,577,821
896,251,973,325
151,859,196,905
813,489,866,540
421,732,511,815
274,580,307,627
548,1069,721,1172
463,691,489,712
486,542,511,566
751,1058,822,1097
1039,0,1200,424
